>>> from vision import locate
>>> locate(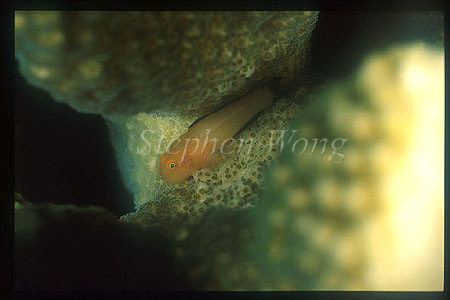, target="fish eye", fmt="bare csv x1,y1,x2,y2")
167,160,176,169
